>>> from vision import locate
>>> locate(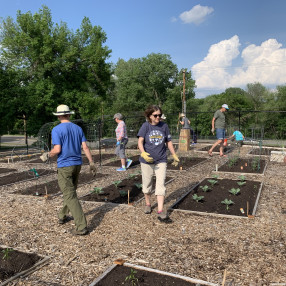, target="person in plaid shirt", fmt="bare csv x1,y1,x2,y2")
114,113,132,171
